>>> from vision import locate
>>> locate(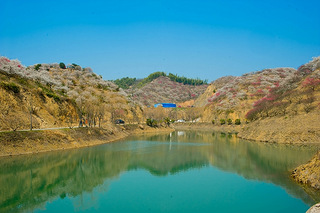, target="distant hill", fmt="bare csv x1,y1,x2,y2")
113,72,207,89
113,72,208,106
